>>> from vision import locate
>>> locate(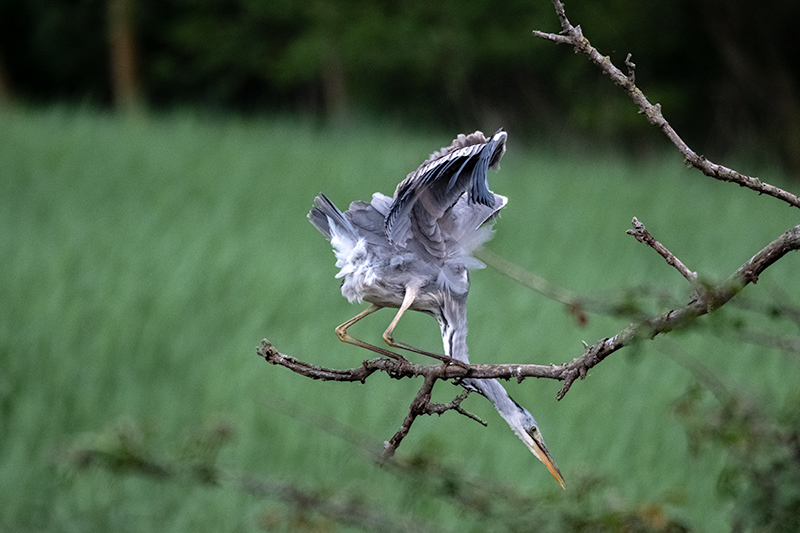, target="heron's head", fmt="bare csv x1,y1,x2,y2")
519,423,565,489
508,408,565,489
468,378,564,488
488,129,507,169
